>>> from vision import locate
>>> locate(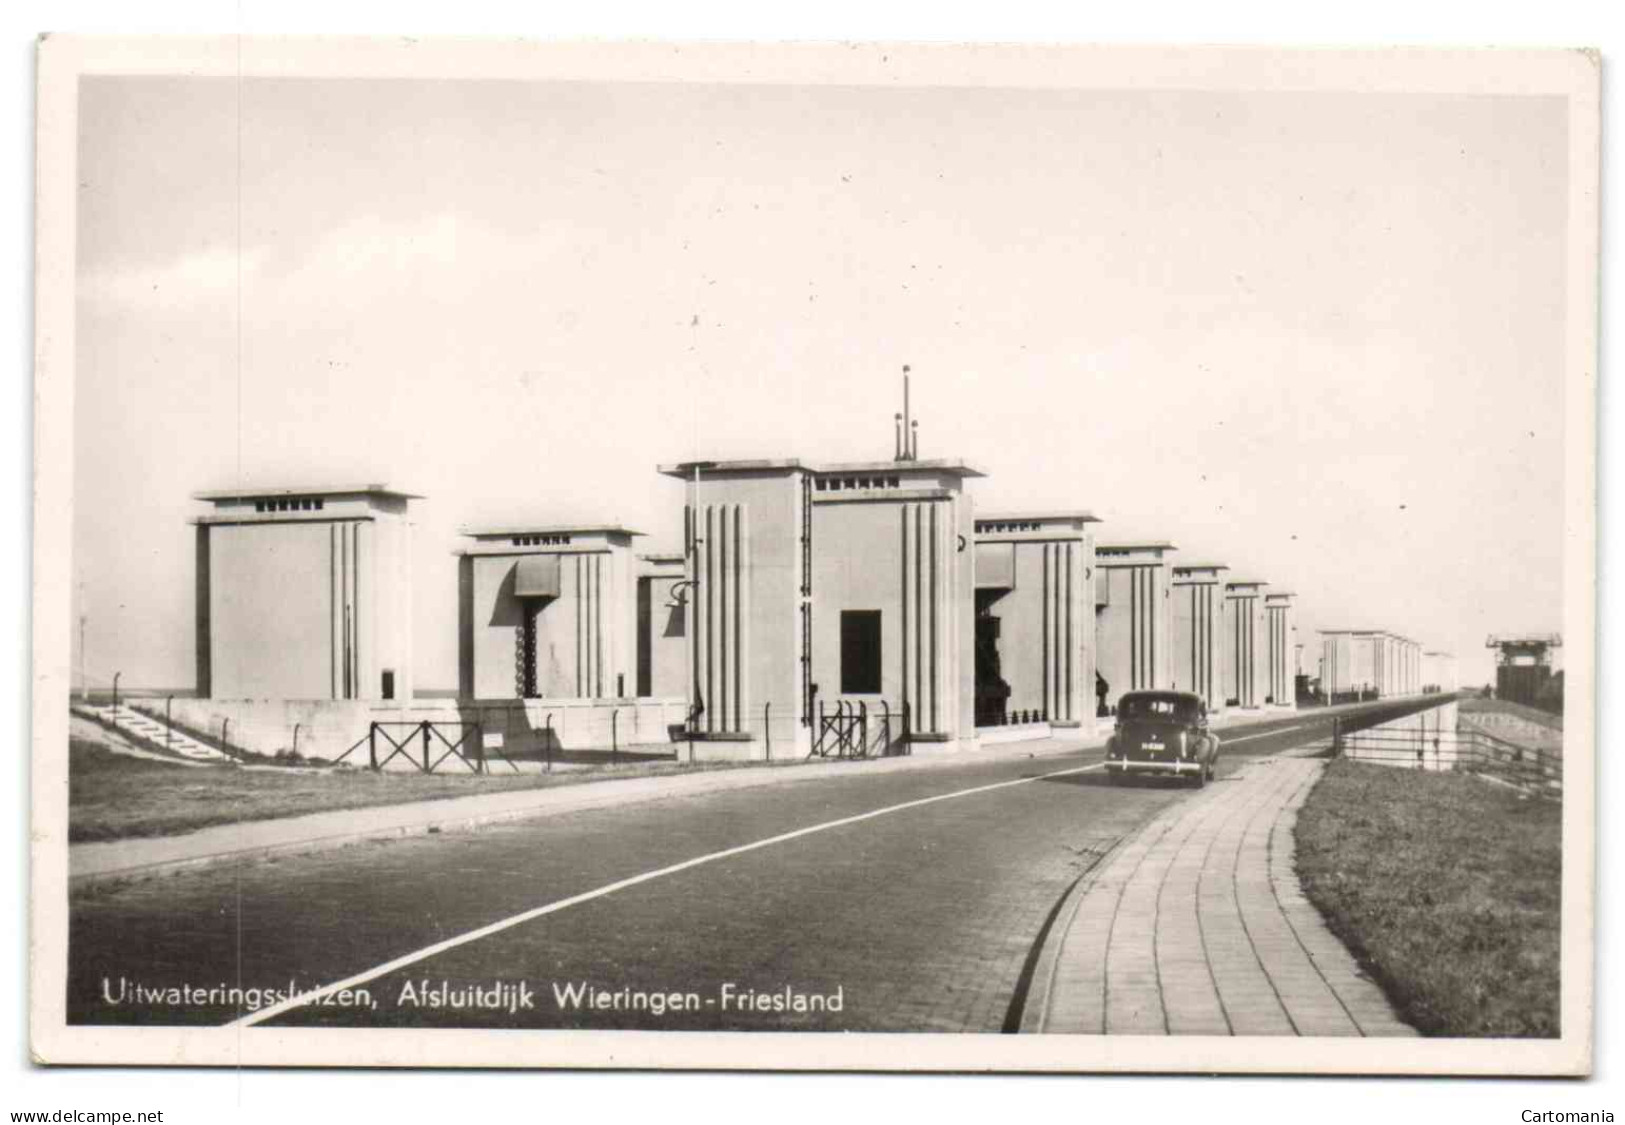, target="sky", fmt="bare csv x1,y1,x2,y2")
72,76,1570,691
